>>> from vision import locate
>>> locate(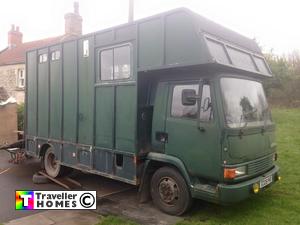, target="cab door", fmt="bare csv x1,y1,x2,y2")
163,80,221,181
